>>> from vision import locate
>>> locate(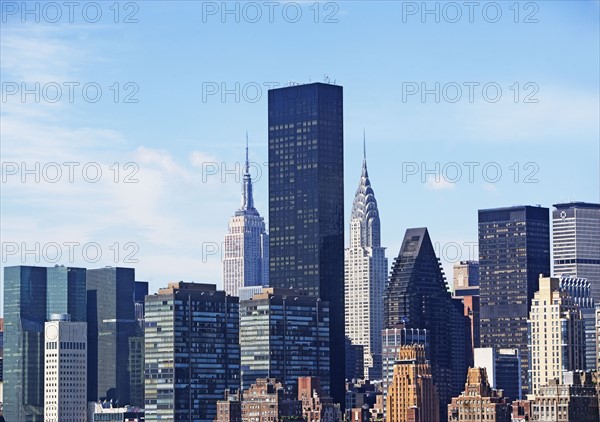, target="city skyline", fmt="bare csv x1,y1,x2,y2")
1,2,598,302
